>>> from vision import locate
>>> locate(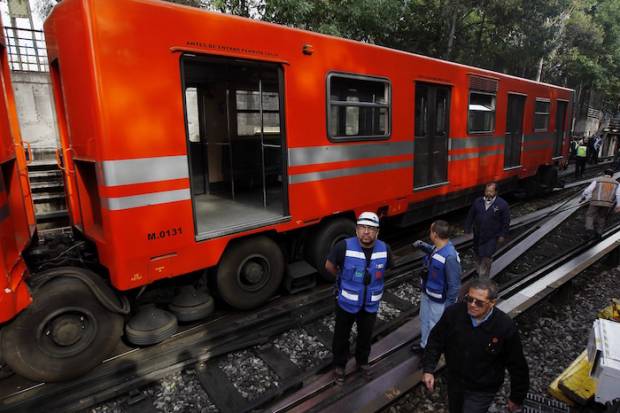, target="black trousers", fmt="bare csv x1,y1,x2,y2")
448,383,496,413
575,157,586,178
332,304,377,368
